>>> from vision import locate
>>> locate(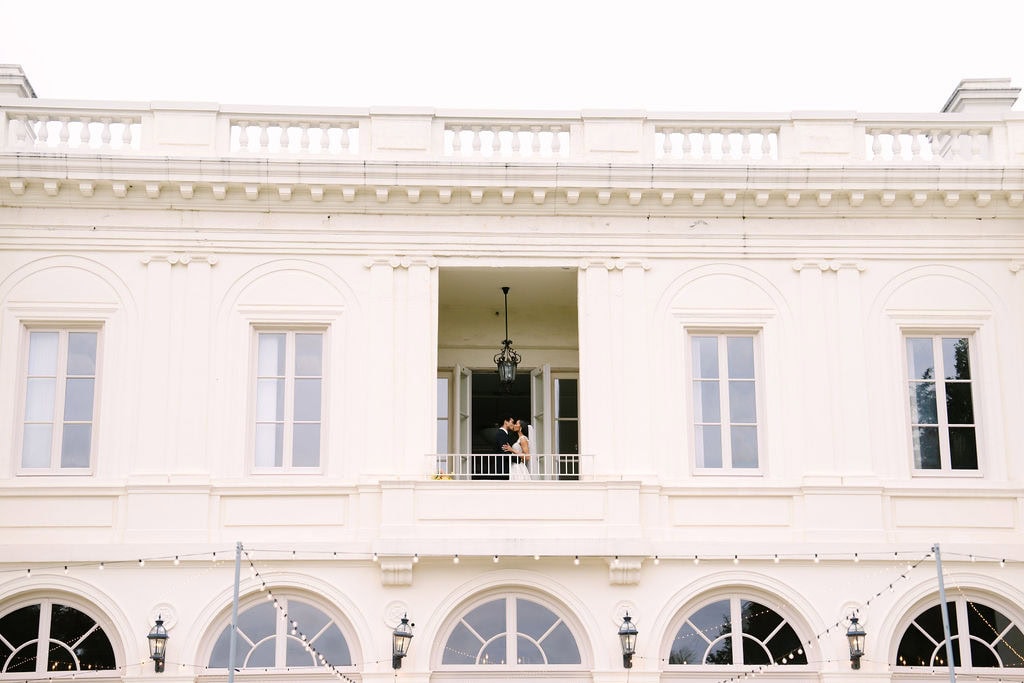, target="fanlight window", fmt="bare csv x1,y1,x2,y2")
669,597,807,666
208,597,351,669
896,598,1024,668
0,601,116,673
442,595,581,666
